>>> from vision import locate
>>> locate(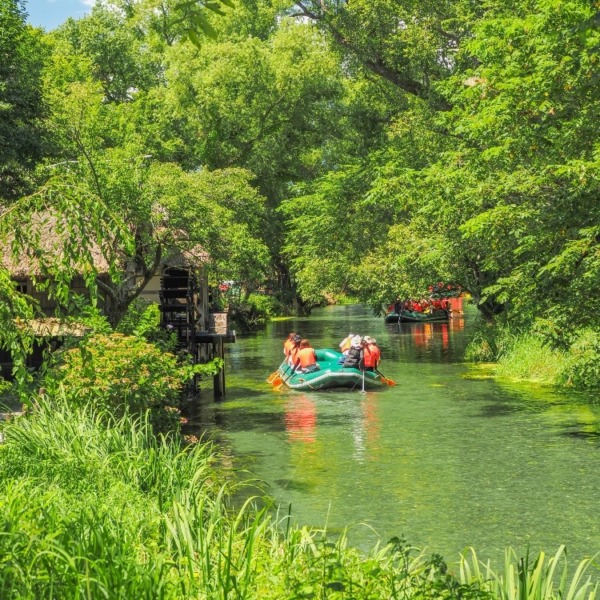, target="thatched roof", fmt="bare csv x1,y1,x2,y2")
0,213,209,279
0,212,111,277
17,318,92,338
